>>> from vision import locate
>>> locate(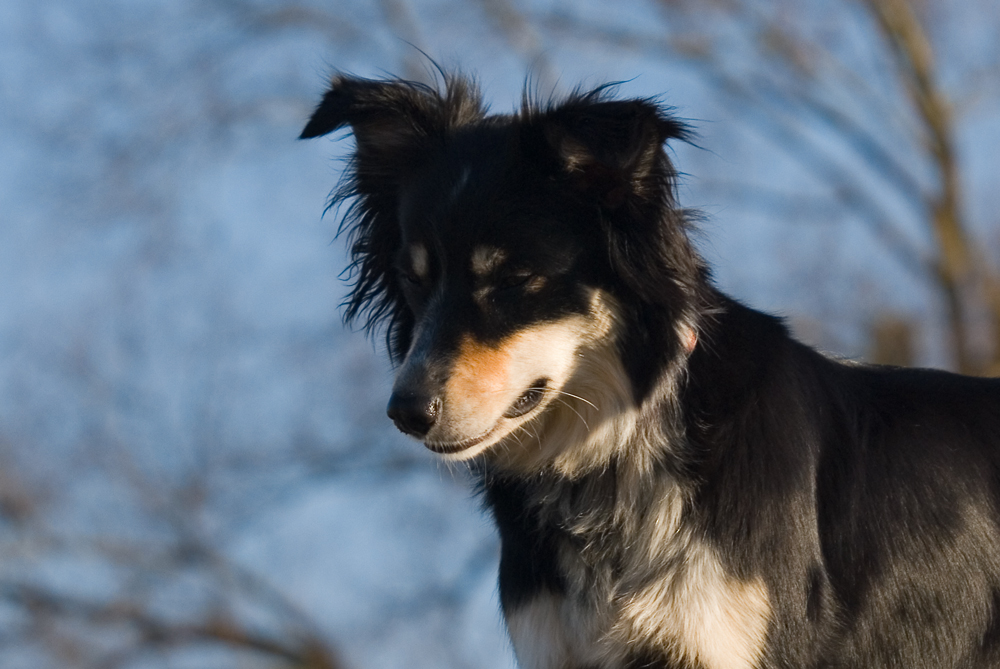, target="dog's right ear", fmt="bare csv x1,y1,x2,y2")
300,75,484,356
531,91,691,210
301,76,429,185
300,75,483,180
